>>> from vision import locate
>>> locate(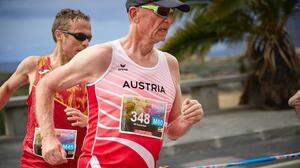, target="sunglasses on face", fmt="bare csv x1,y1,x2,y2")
140,5,174,18
62,31,92,42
